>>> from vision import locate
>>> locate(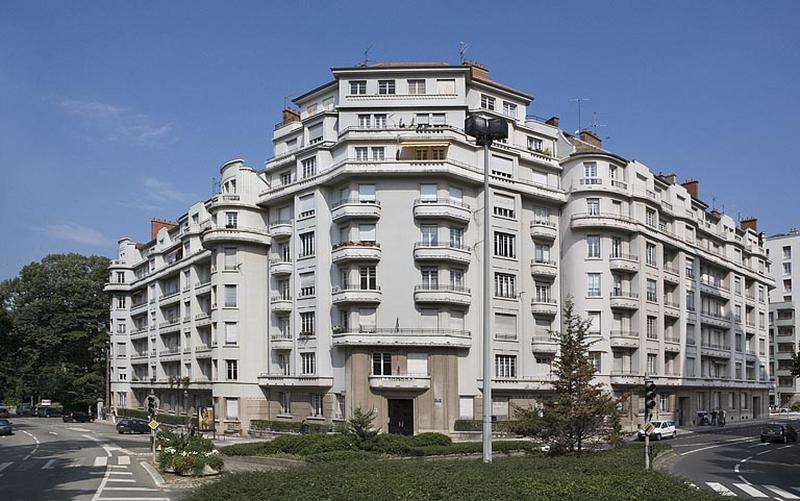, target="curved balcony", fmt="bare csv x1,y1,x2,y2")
610,371,641,386
331,286,382,304
331,199,381,222
570,212,637,233
531,298,558,317
413,284,471,306
257,375,334,388
270,334,293,350
271,297,293,313
531,336,559,354
530,259,558,280
700,279,730,300
609,292,639,310
201,225,272,247
412,199,471,223
331,327,471,348
269,259,293,276
700,311,732,329
331,241,382,263
530,221,557,241
369,374,430,391
608,254,639,273
610,331,640,348
104,282,131,293
269,220,293,239
413,242,471,264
